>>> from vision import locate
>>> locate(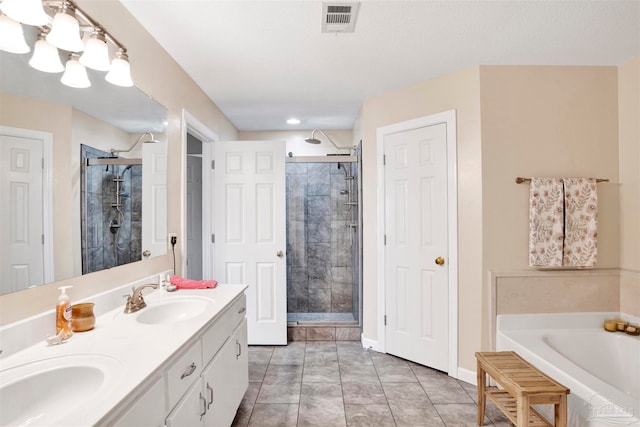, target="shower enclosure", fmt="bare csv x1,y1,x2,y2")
286,148,362,339
80,144,142,274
